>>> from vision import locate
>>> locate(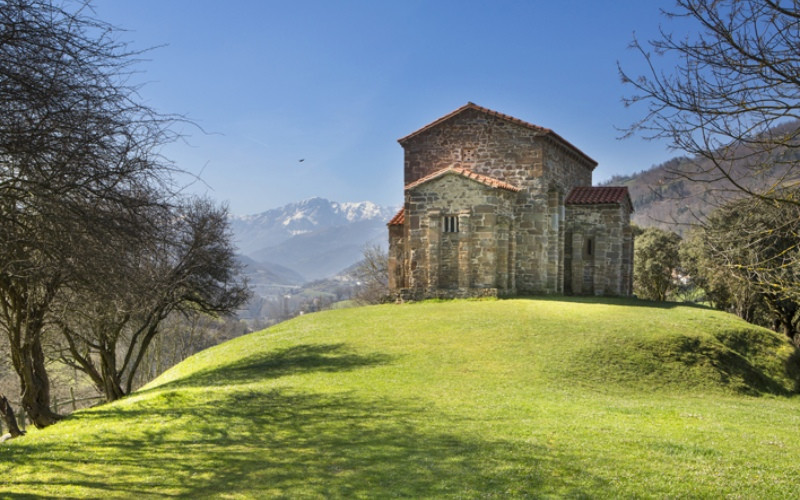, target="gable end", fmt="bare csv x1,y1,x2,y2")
405,166,521,193
398,102,597,169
